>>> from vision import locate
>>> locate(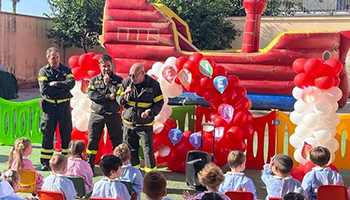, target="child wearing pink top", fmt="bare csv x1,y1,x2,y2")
65,140,93,194
8,138,43,191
